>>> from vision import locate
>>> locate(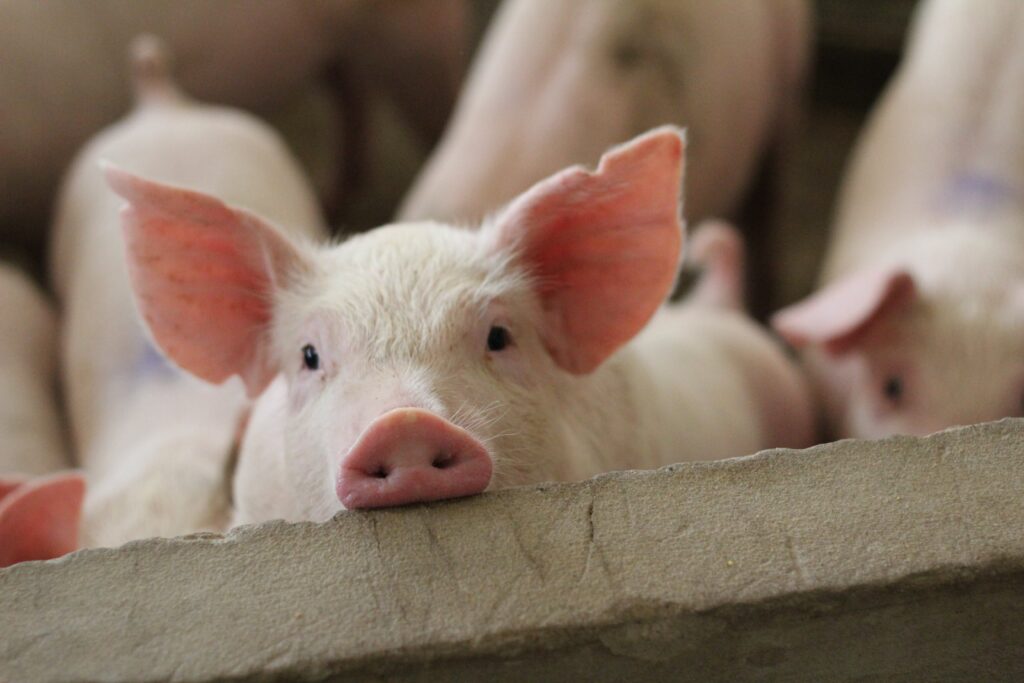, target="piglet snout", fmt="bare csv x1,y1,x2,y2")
337,408,492,509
